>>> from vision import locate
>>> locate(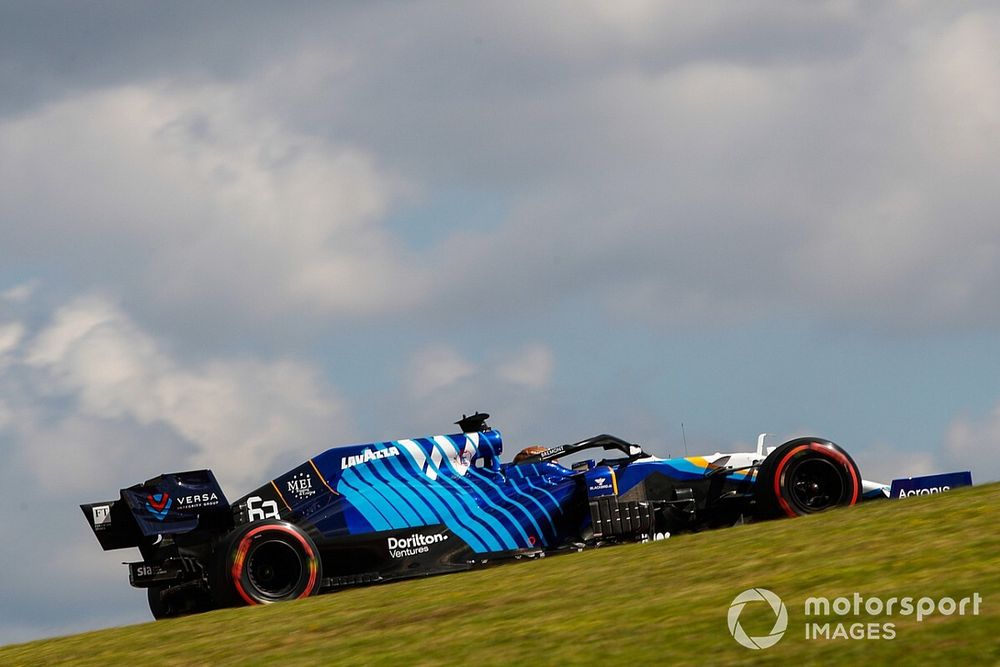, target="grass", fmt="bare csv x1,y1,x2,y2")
3,483,998,666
